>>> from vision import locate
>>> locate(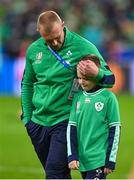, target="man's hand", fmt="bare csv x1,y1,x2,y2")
68,160,79,170
104,167,113,174
77,60,99,78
